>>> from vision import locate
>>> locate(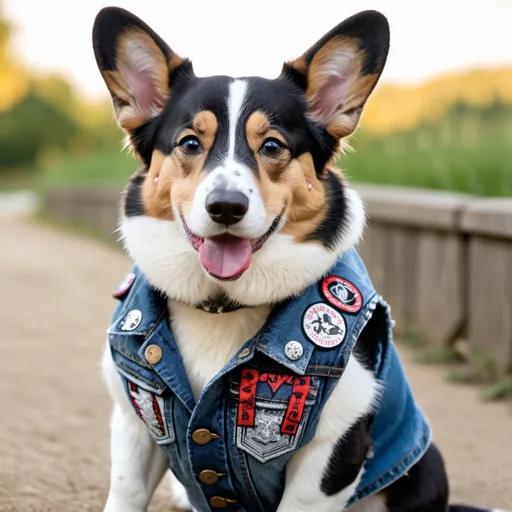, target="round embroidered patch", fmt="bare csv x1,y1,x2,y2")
302,302,346,349
113,272,136,299
321,276,362,314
